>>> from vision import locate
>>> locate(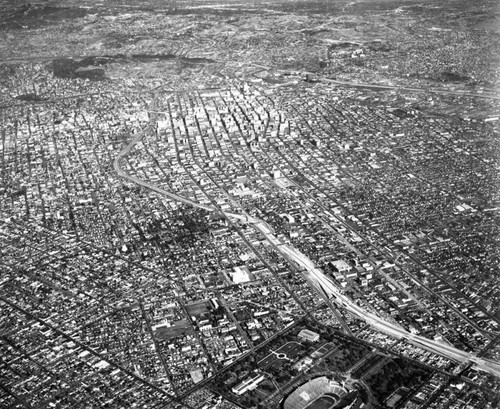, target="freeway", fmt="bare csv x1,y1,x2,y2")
114,130,212,213
113,127,248,223
293,73,500,101
321,78,500,101
112,94,250,224
256,227,500,377
114,109,500,380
